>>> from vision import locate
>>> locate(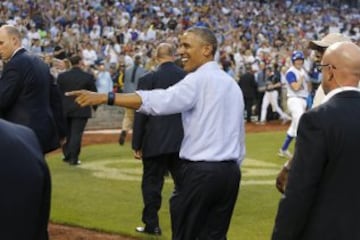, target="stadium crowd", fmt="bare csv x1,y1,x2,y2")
0,0,359,119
